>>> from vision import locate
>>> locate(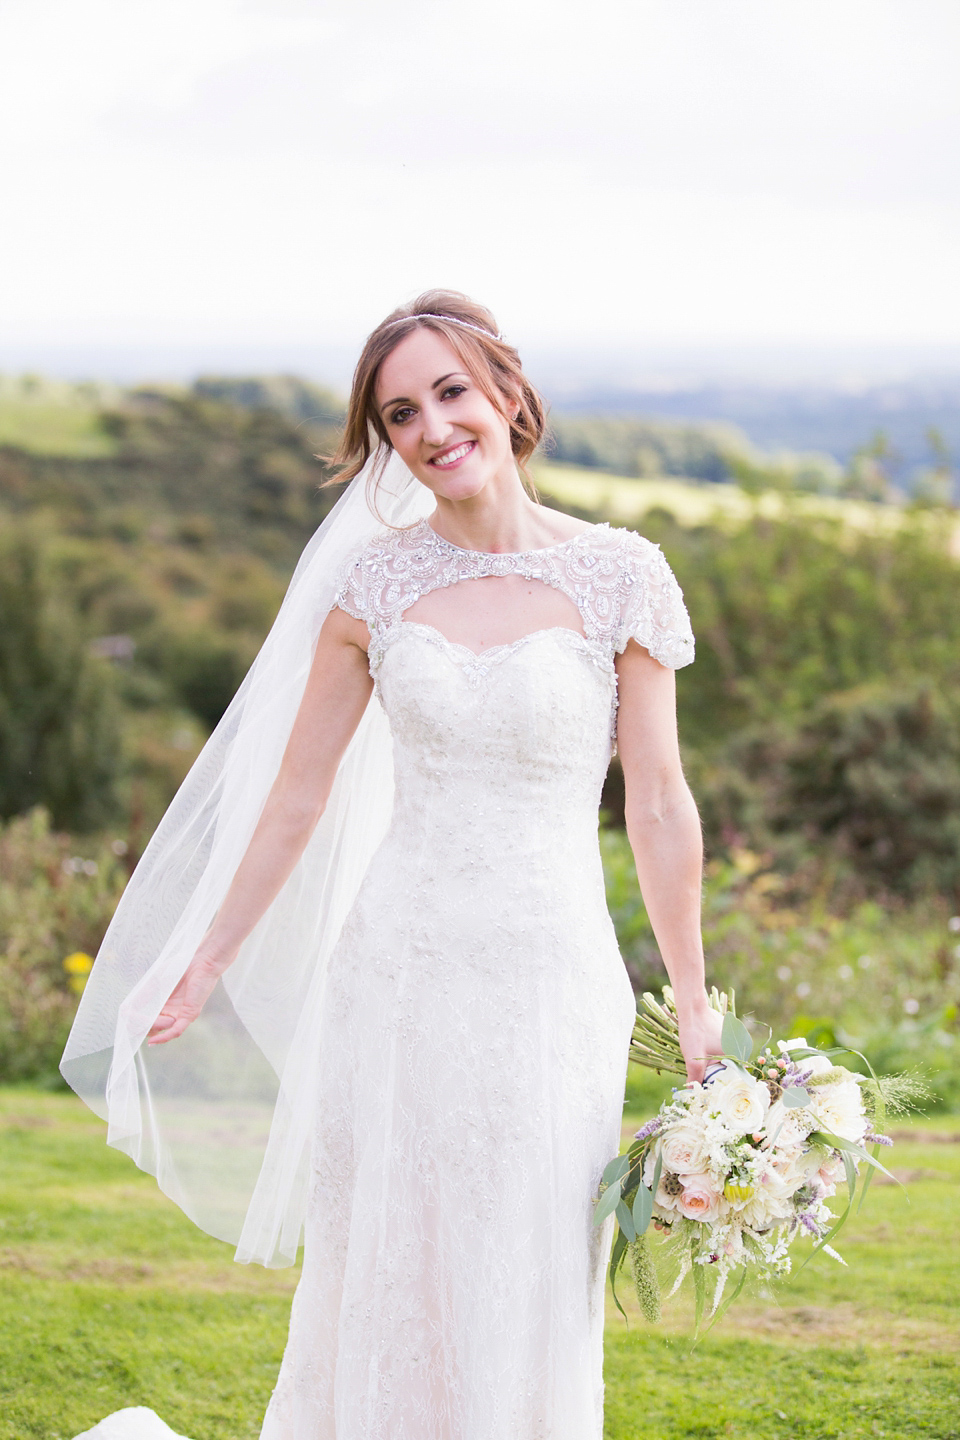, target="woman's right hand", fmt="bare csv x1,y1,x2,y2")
147,949,234,1046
